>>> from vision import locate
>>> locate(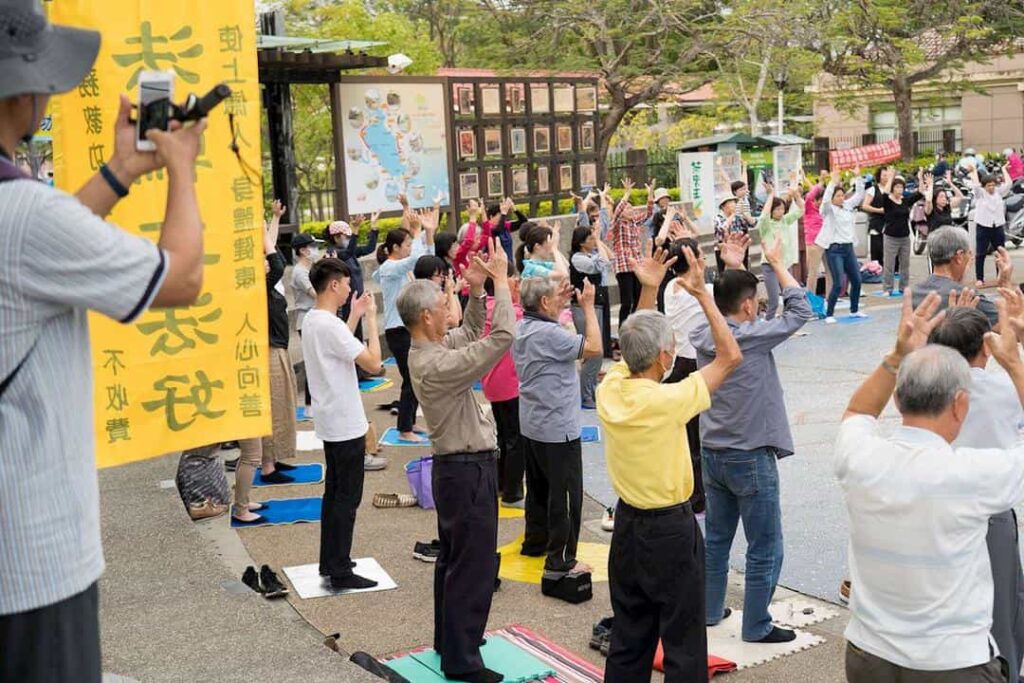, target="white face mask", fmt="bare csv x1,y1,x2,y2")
308,247,321,261
660,353,674,382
